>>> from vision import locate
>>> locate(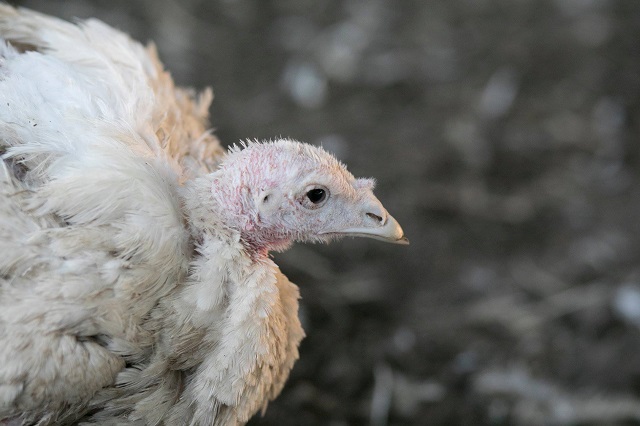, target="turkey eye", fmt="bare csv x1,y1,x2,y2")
306,188,326,204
